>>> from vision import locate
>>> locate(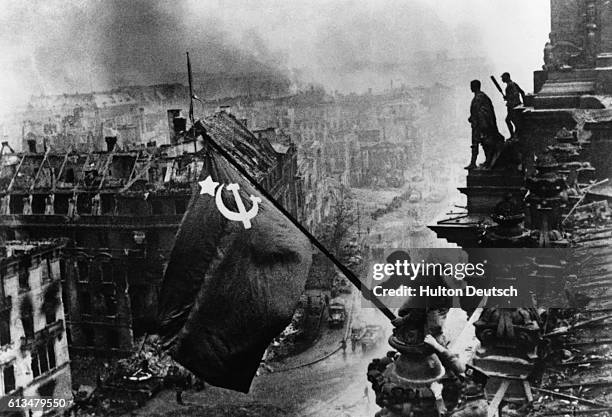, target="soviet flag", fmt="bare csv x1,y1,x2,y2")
157,139,312,393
